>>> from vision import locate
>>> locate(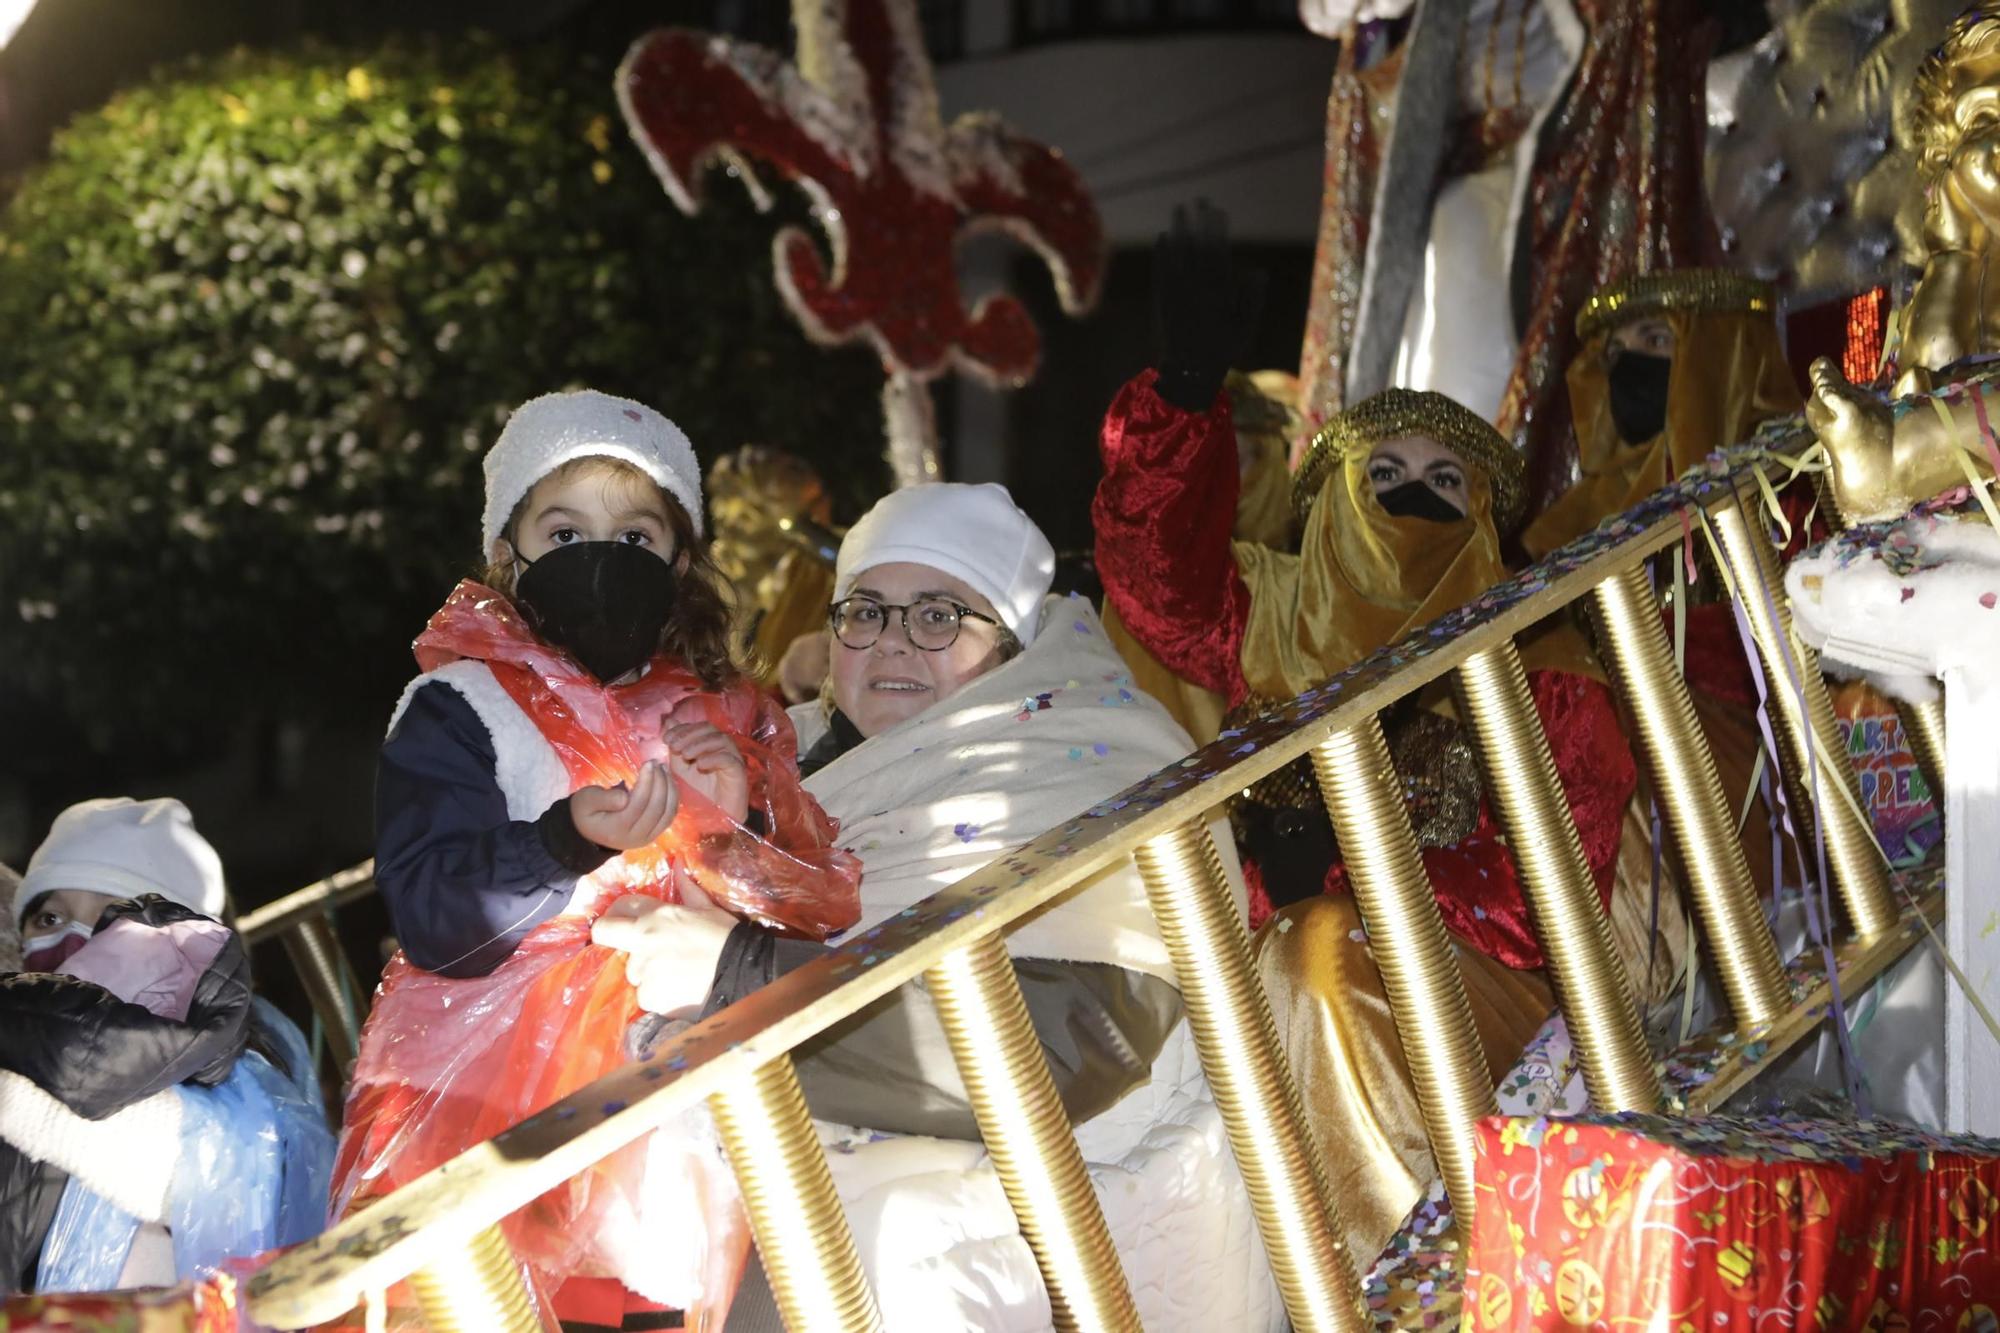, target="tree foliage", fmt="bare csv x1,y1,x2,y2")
0,35,886,757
